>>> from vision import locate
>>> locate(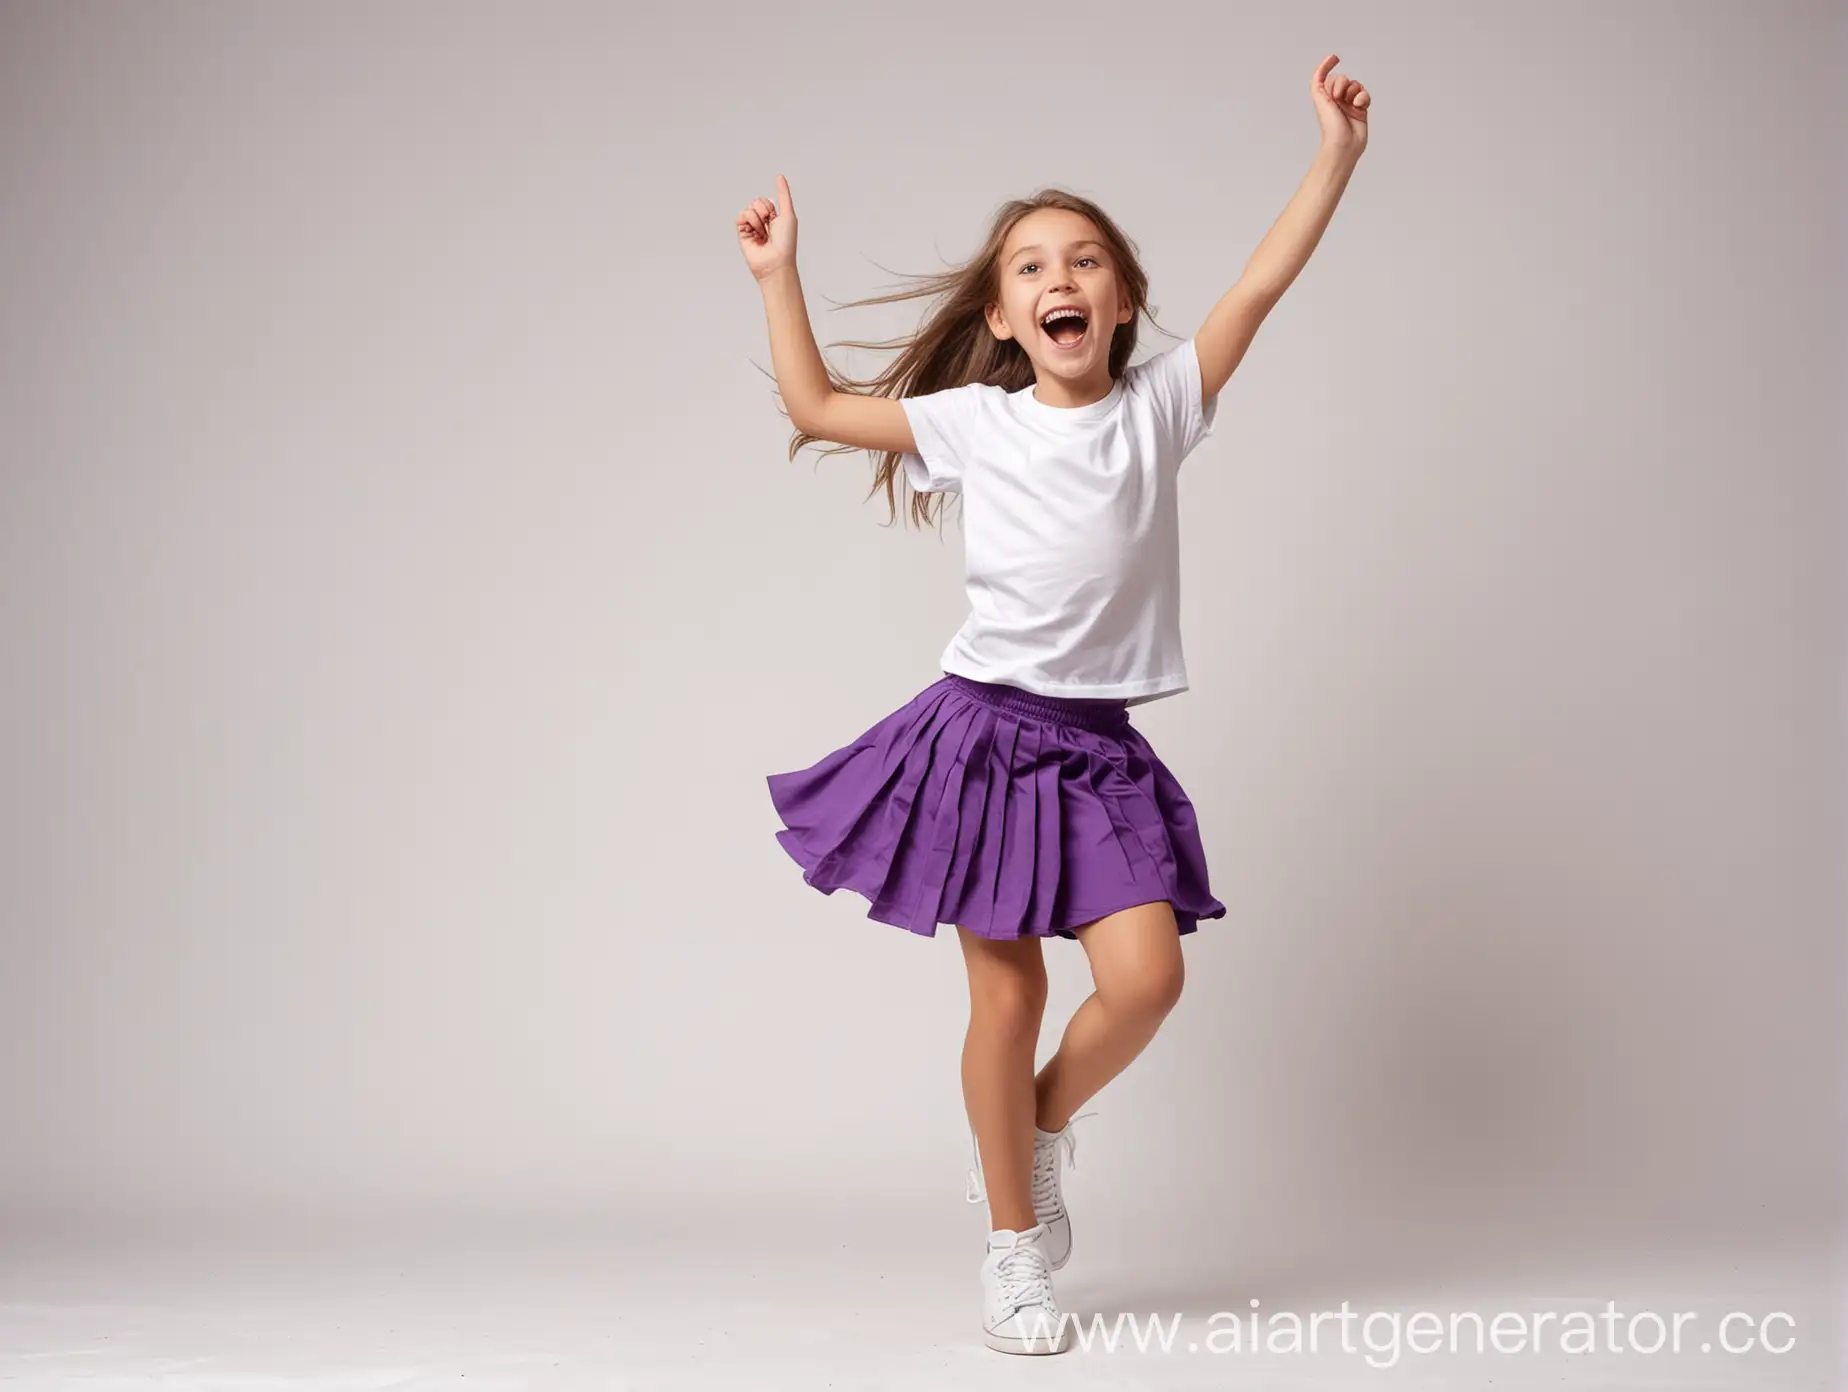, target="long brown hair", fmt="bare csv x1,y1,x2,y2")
781,188,1166,531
